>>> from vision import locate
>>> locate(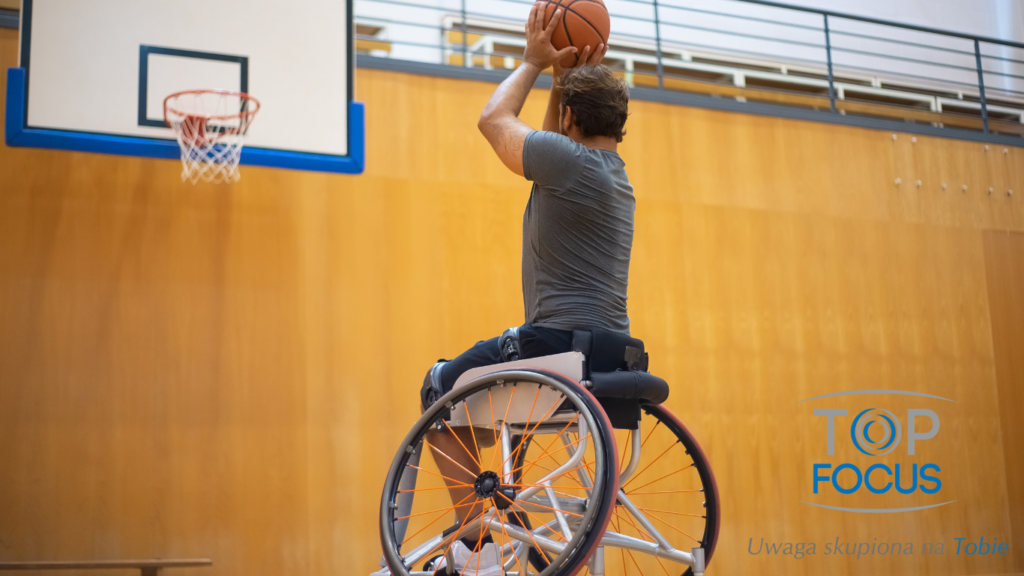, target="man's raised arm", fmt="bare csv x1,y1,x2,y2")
477,4,575,176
